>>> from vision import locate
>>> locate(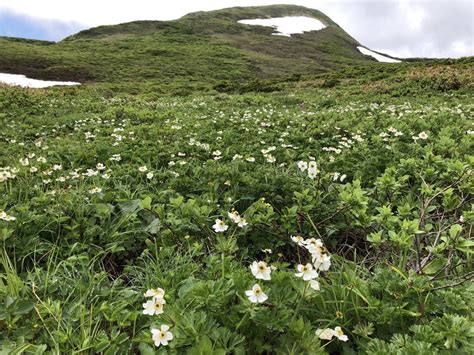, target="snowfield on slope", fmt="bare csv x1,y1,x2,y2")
0,73,80,88
238,16,326,37
357,47,401,63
